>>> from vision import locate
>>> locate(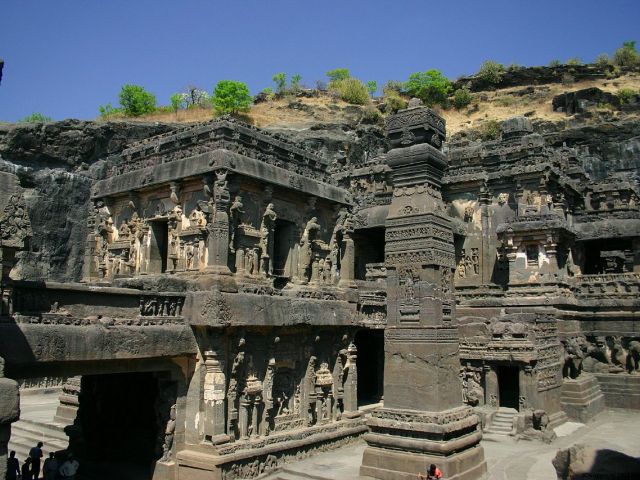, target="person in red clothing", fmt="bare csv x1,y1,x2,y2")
418,463,443,479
